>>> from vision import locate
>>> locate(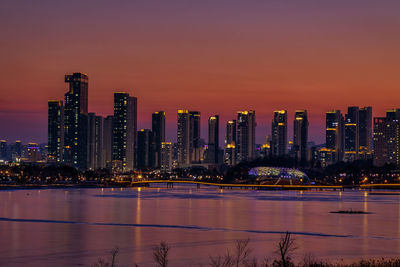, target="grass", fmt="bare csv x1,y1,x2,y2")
92,232,399,267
